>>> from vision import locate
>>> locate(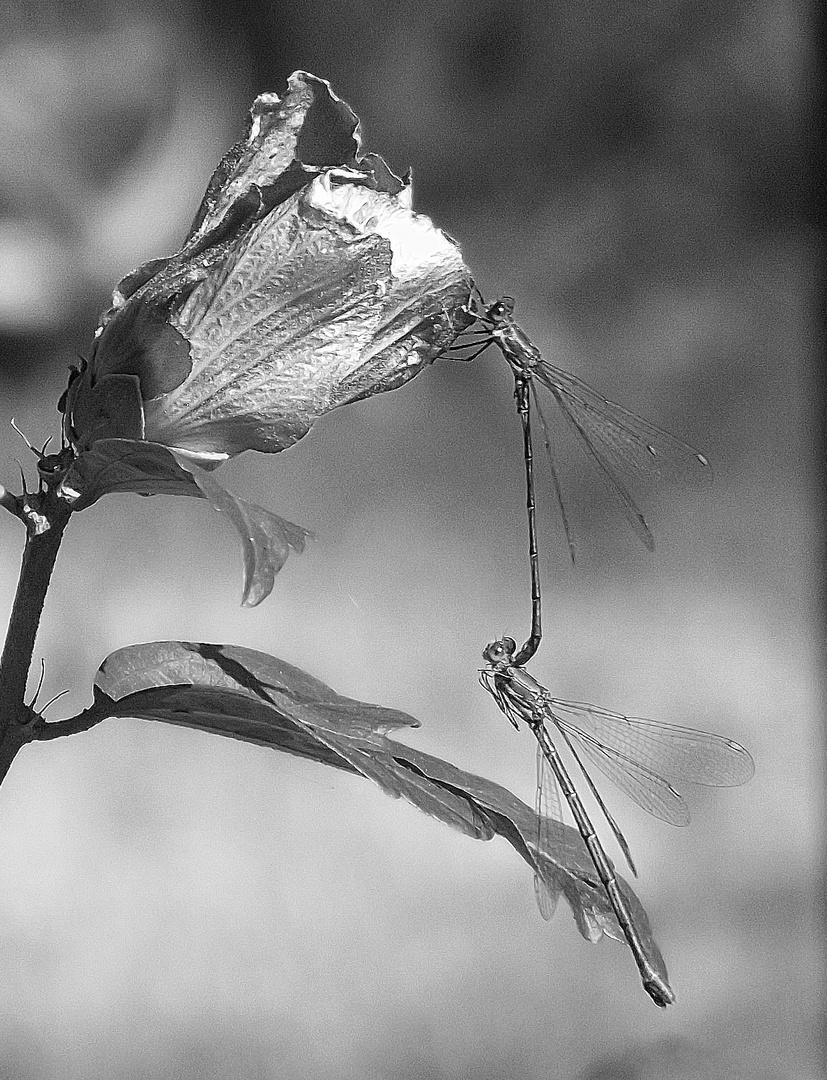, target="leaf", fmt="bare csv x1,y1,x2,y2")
384,740,663,958
87,640,668,973
58,442,309,605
